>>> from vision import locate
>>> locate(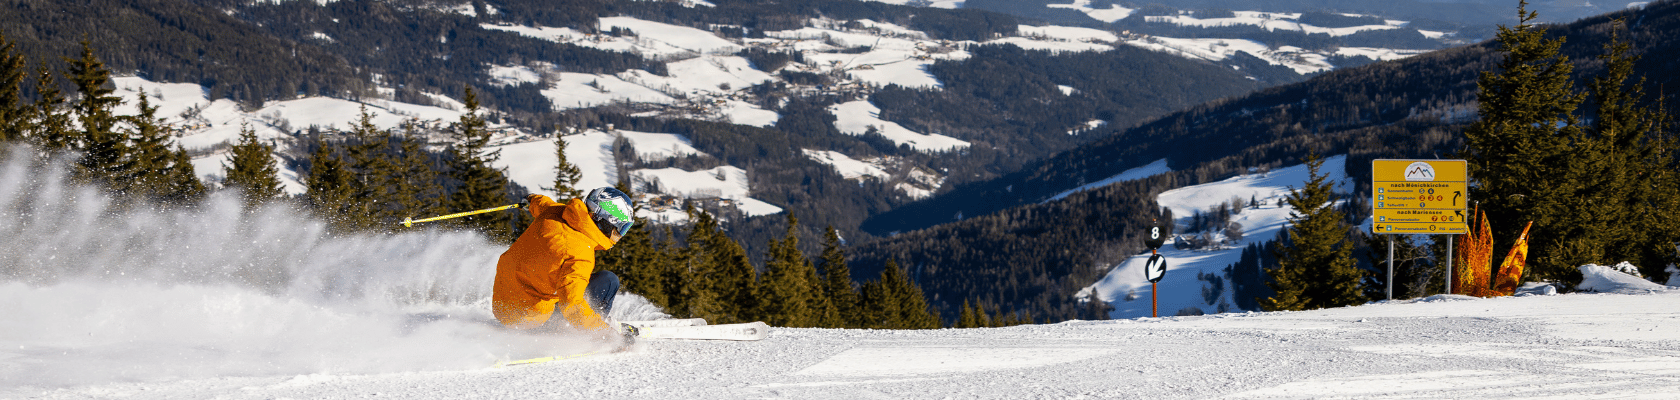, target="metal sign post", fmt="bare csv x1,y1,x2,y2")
1371,159,1468,300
